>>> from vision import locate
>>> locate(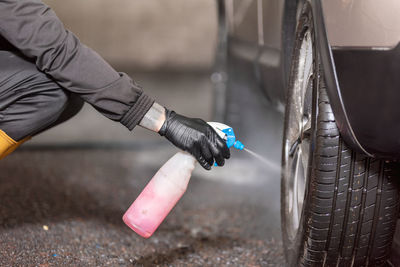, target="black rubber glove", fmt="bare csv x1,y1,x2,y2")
159,109,230,170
